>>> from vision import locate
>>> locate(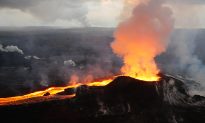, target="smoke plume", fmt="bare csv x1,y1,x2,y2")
0,44,24,54
166,30,205,86
111,0,174,81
